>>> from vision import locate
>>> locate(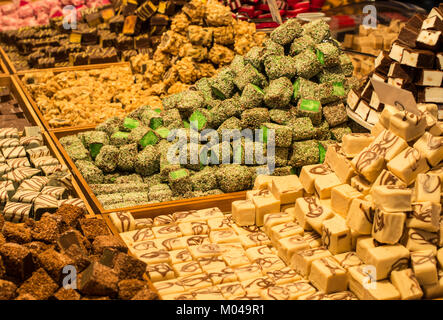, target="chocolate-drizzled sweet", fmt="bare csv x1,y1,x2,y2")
175,249,191,262
132,240,157,251
320,258,342,276
186,235,207,246
277,221,300,234
243,278,275,291
299,247,328,257
178,261,200,273
390,258,410,273
410,230,439,245
405,269,422,295
404,148,421,171
132,228,154,242
412,203,433,222
139,250,170,260
190,222,206,235
247,232,269,243
422,174,441,193
412,251,437,265
355,150,378,172
265,286,290,300
196,243,222,254
378,170,401,186
147,263,173,278
309,164,333,175
115,212,132,232
322,228,332,249
359,202,375,223
372,211,385,233
157,225,180,235
303,197,324,218
161,237,182,251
